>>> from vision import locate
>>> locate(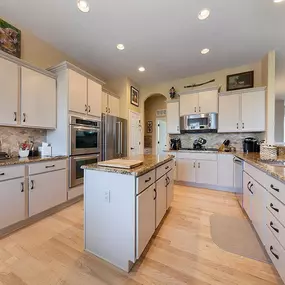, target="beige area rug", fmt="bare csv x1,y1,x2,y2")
210,213,270,263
